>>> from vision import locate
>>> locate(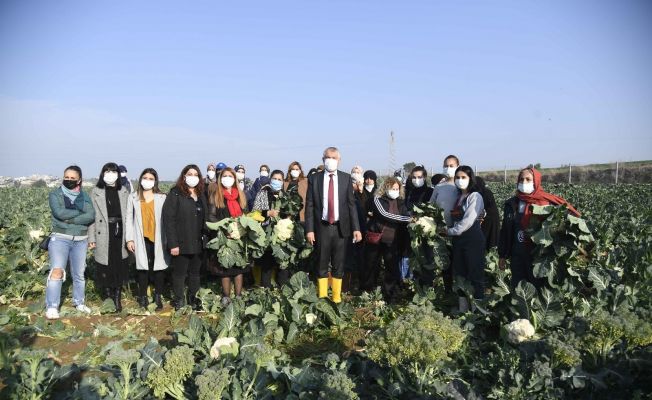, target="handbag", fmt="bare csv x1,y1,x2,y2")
365,227,385,245
39,235,51,251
